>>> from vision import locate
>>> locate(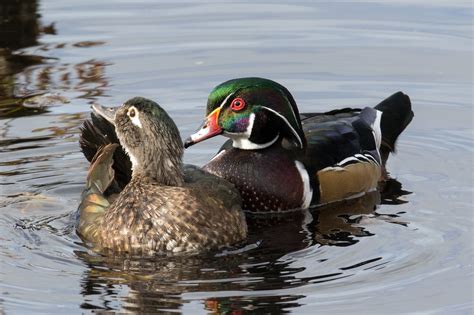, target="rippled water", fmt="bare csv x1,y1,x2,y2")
0,0,472,313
